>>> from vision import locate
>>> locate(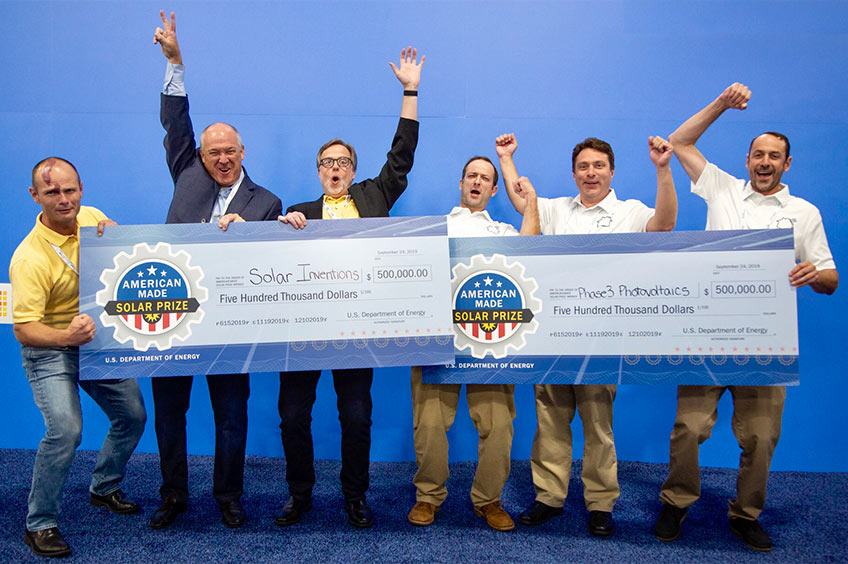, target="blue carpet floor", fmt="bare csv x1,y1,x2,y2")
0,449,844,562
